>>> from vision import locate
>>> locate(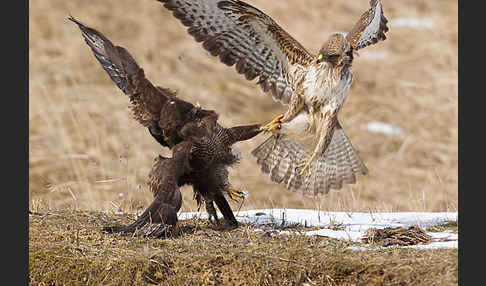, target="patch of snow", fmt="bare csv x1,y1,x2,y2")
361,121,403,136
178,209,457,249
359,50,390,61
390,17,437,30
